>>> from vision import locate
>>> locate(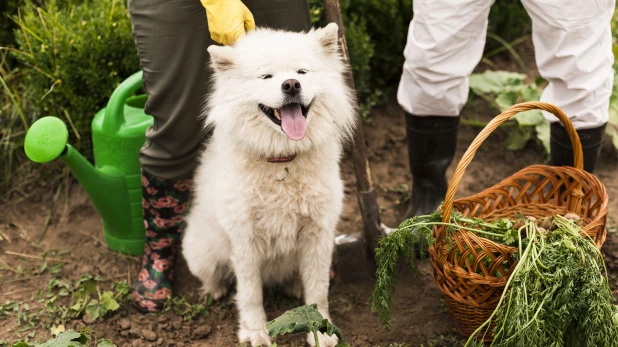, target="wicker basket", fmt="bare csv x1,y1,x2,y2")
427,101,609,342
